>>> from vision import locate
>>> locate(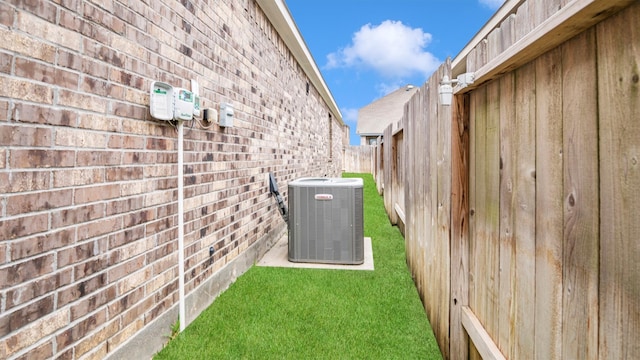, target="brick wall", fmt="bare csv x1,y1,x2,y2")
0,0,345,358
